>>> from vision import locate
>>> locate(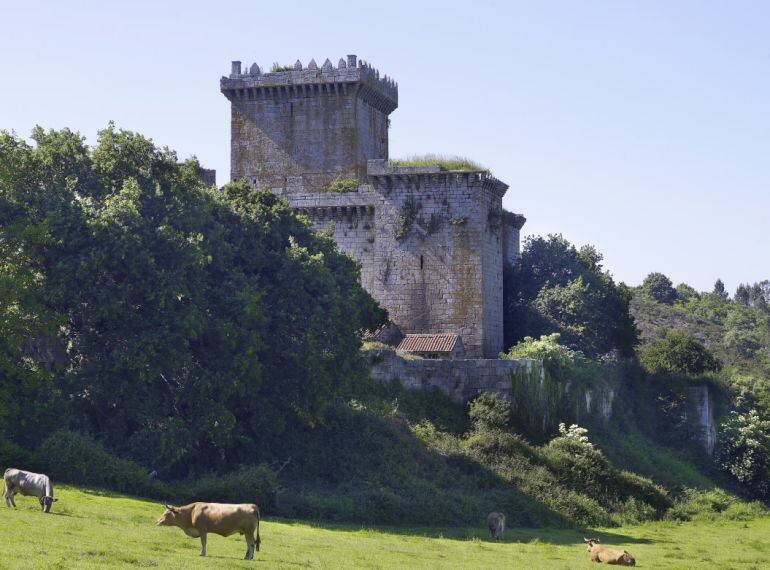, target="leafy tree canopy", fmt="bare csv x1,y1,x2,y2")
639,330,722,376
641,272,677,304
0,125,386,476
503,234,638,359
